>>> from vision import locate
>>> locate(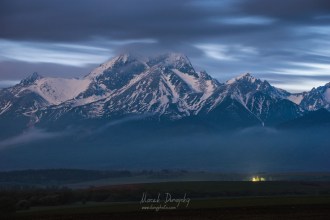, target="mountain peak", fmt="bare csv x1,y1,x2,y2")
86,53,144,79
199,70,212,80
20,72,42,85
3,52,330,134
115,53,143,63
87,52,193,80
238,72,251,77
164,52,189,61
147,52,196,75
147,52,189,64
226,73,257,85
165,53,191,67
